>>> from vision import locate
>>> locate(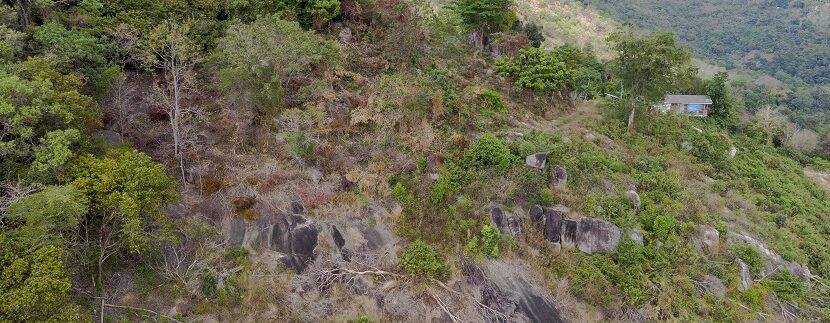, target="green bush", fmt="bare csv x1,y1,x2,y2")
287,132,315,160
765,271,804,301
399,240,448,280
479,89,507,116
480,224,500,258
534,188,556,206
463,134,518,172
652,214,676,241
733,244,763,274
